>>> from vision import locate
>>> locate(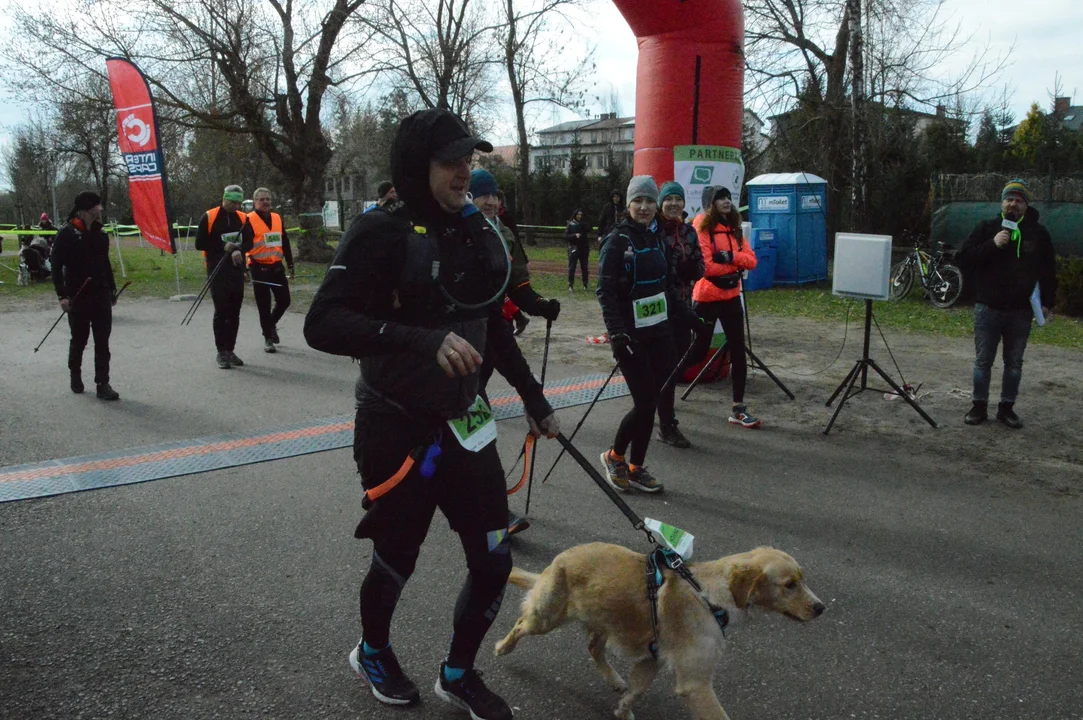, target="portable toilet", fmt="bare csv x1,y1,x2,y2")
746,173,828,284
